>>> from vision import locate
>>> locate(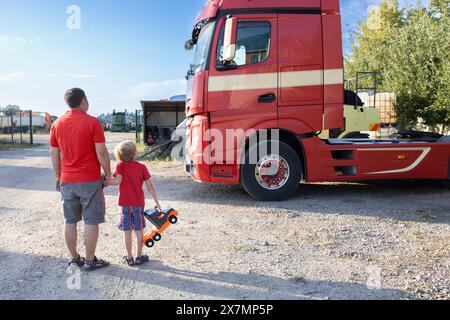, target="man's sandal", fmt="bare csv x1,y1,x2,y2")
69,255,86,268
135,255,150,265
123,257,135,266
84,256,110,270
